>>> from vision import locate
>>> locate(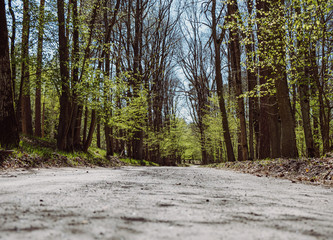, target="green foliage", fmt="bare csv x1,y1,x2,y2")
200,94,240,163
160,118,195,162
109,86,148,134
120,157,158,166
17,137,102,164
4,136,161,167
145,117,201,164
